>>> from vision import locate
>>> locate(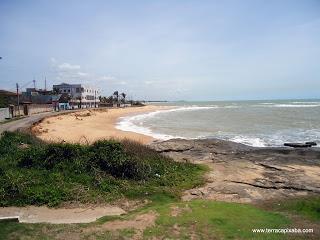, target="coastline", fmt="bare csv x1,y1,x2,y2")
32,105,172,144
